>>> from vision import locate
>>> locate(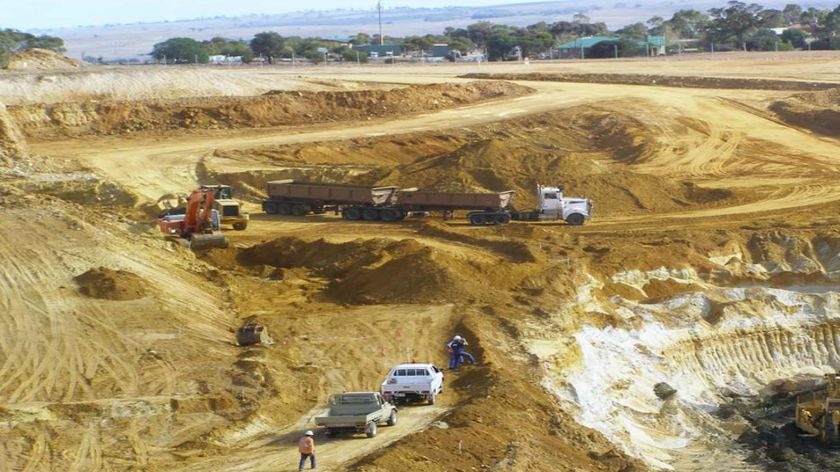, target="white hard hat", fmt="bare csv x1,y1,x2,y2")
453,335,462,341
305,430,314,436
